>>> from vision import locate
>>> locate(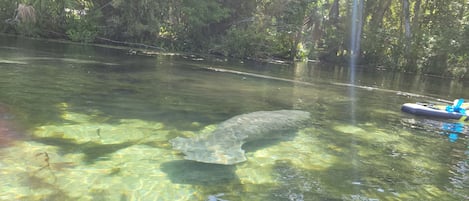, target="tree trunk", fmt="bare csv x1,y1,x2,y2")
370,0,392,27
402,0,411,39
411,0,421,31
405,0,421,71
329,0,339,23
